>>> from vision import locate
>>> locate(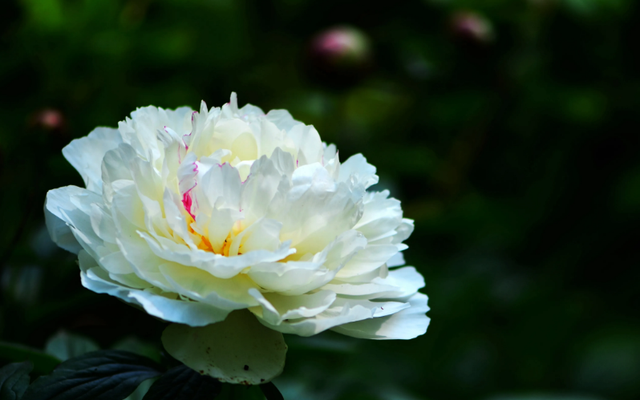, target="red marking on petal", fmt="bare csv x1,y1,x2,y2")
182,190,196,219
